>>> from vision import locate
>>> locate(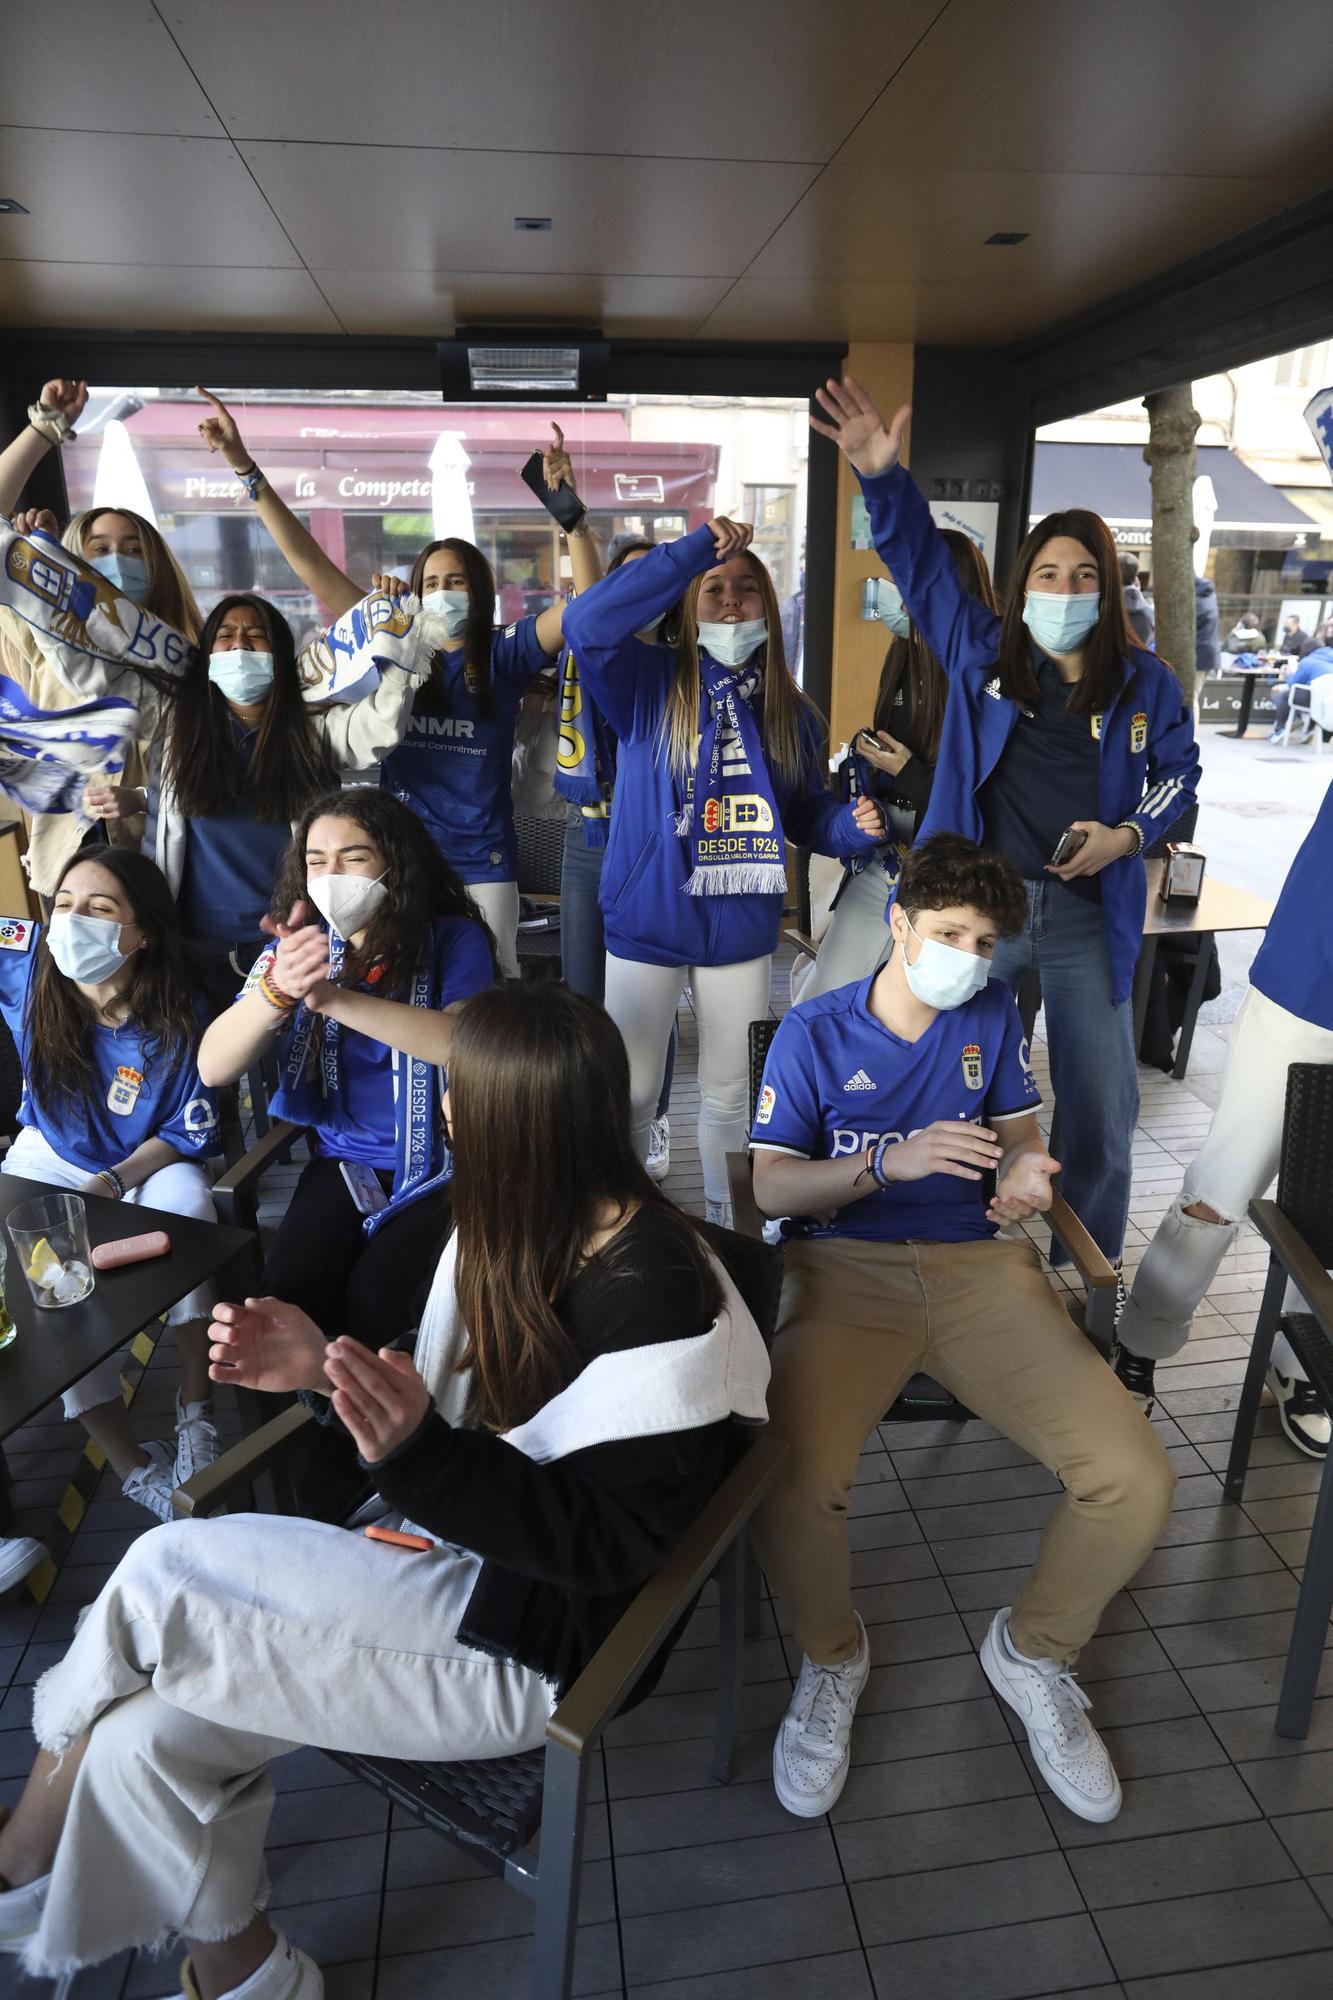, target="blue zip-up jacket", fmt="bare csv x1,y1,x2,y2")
856,466,1202,1005
562,525,874,968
